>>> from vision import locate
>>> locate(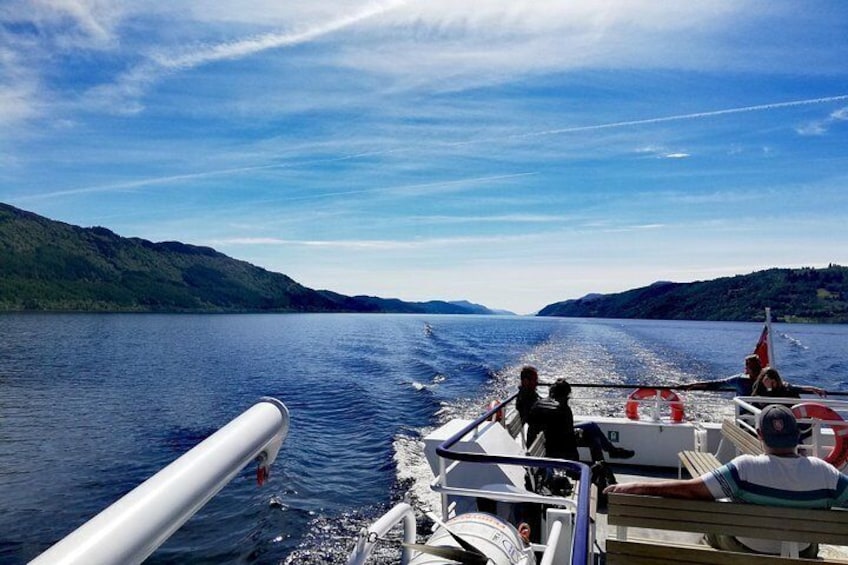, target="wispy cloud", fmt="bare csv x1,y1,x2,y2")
14,93,846,201
796,105,848,136
212,232,540,250
85,0,408,114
